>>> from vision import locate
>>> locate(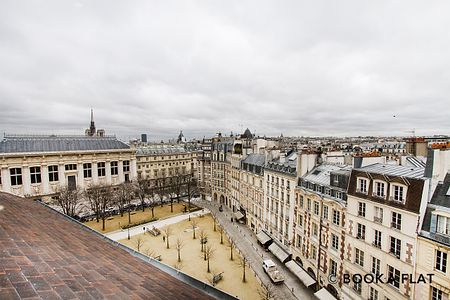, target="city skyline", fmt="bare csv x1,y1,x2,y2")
1,1,449,139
